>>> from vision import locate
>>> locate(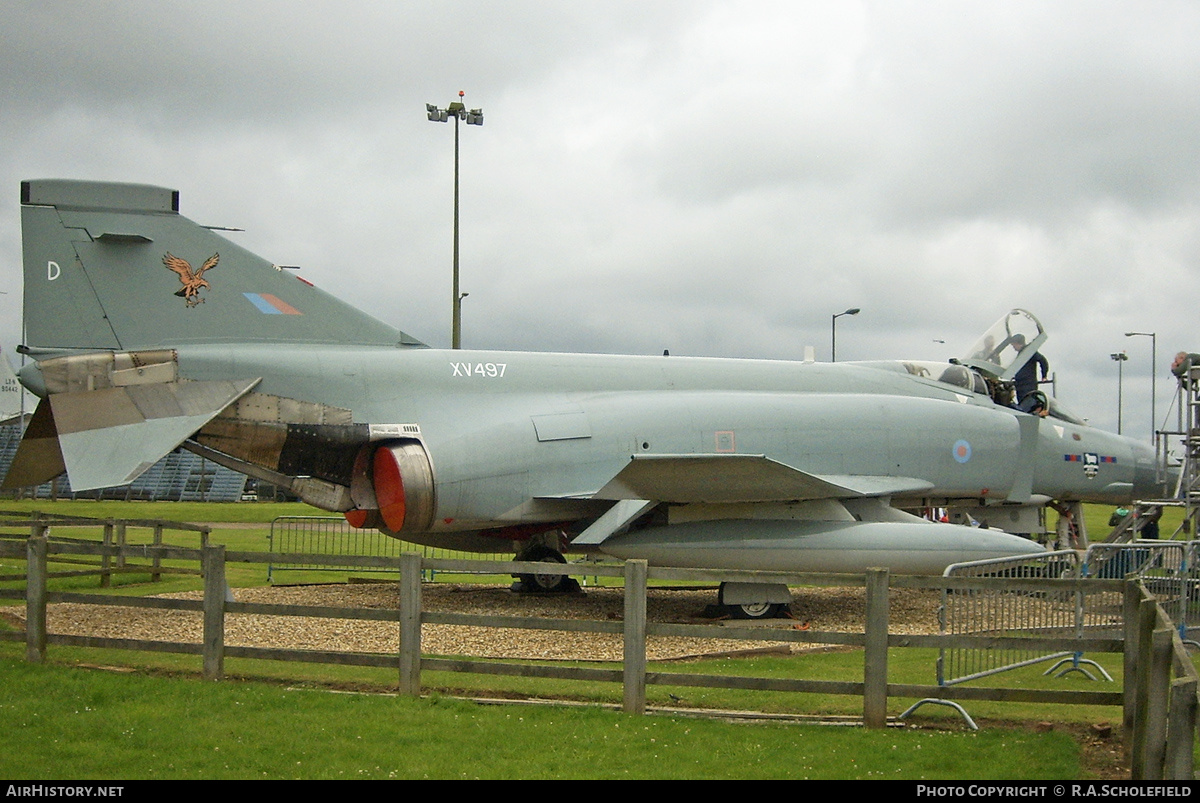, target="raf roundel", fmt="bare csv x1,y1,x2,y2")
953,439,972,464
